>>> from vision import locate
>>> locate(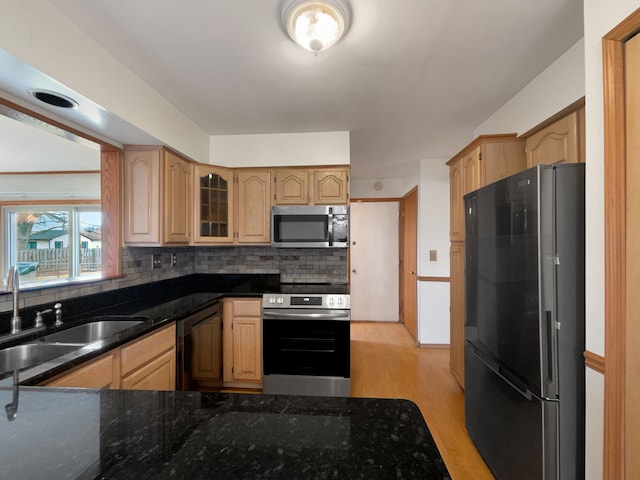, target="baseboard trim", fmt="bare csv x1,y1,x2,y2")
419,343,450,349
350,320,400,324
